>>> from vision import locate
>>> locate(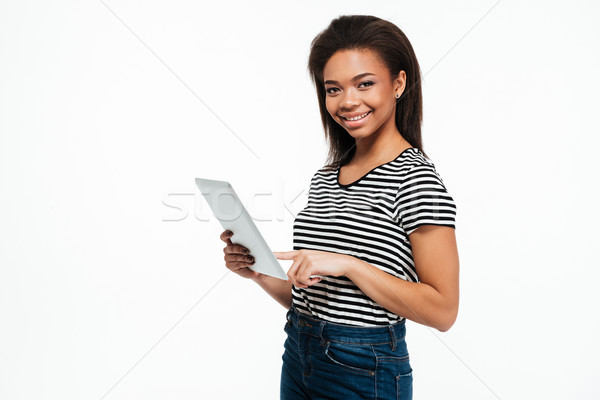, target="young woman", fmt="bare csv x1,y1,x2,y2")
220,15,459,400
